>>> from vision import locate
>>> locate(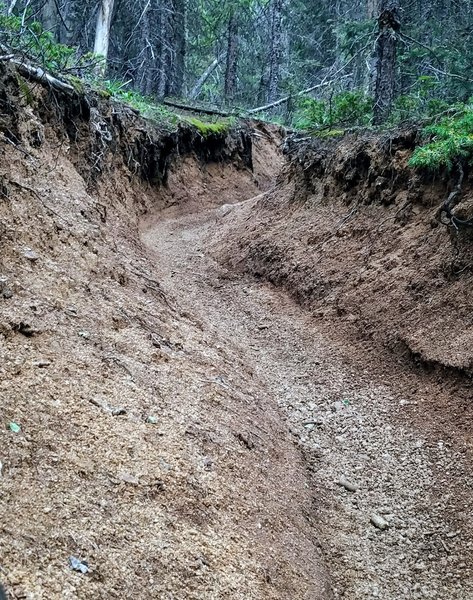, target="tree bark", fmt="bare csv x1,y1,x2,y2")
373,0,400,124
58,0,83,47
94,0,115,71
189,54,224,100
41,0,58,34
224,11,238,103
267,0,286,103
367,0,378,19
168,0,186,97
156,1,171,98
139,0,155,96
